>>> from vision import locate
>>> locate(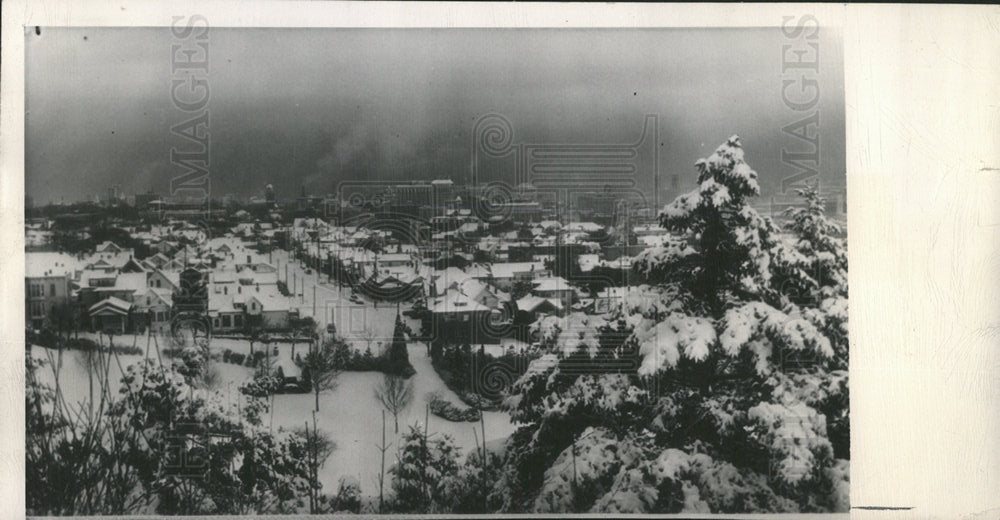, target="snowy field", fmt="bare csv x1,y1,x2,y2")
29,337,517,497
